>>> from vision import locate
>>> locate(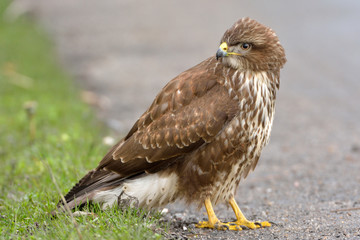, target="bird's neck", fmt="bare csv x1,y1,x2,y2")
218,67,280,102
